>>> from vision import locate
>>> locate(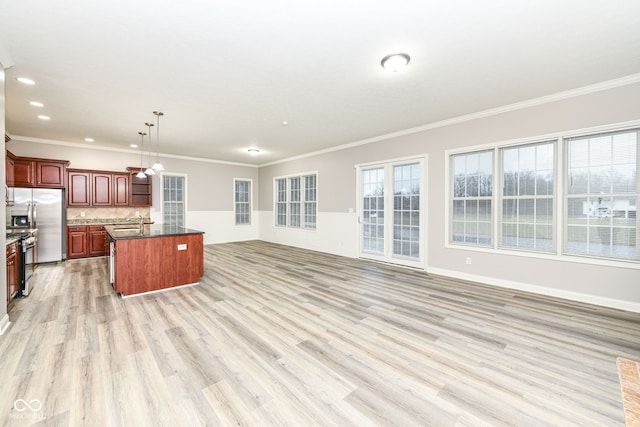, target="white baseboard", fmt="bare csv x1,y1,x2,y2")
427,266,640,313
0,314,11,335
